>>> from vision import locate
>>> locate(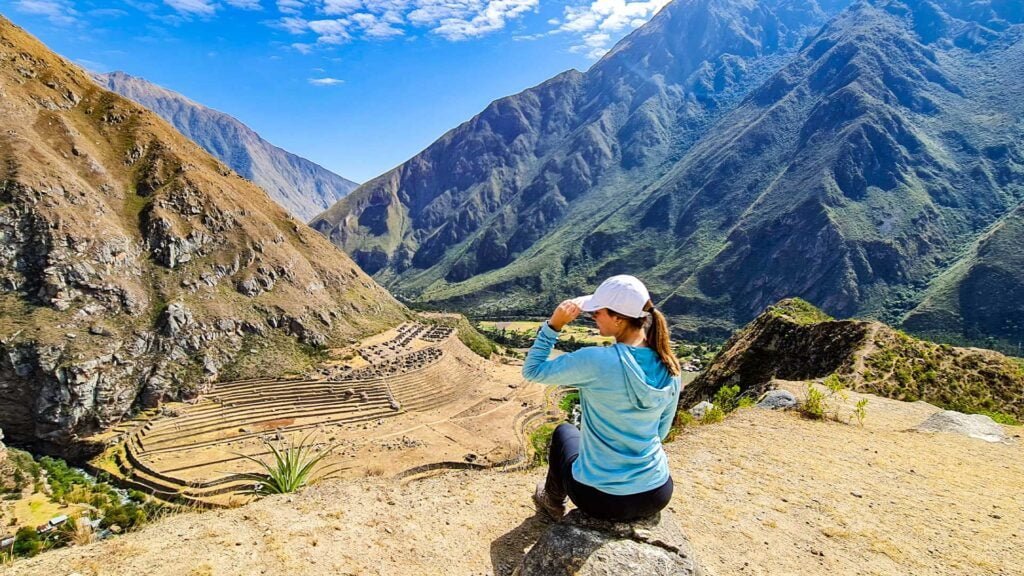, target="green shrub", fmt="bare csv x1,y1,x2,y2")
976,410,1021,426
236,433,339,495
12,527,40,558
558,392,580,416
700,405,725,424
769,298,834,325
712,385,741,413
674,410,695,428
529,424,556,466
853,398,869,427
801,384,826,420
